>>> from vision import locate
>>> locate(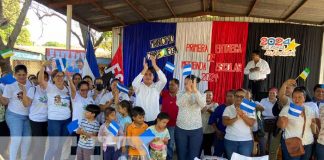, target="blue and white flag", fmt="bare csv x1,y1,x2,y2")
107,120,120,136
240,98,257,113
182,64,192,76
164,61,175,73
288,103,303,117
82,32,100,80
55,58,66,72
0,73,16,85
321,84,324,88
139,129,155,159
117,83,129,94
67,120,79,134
